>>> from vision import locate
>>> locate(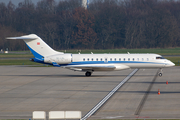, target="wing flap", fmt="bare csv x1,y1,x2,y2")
65,64,115,71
